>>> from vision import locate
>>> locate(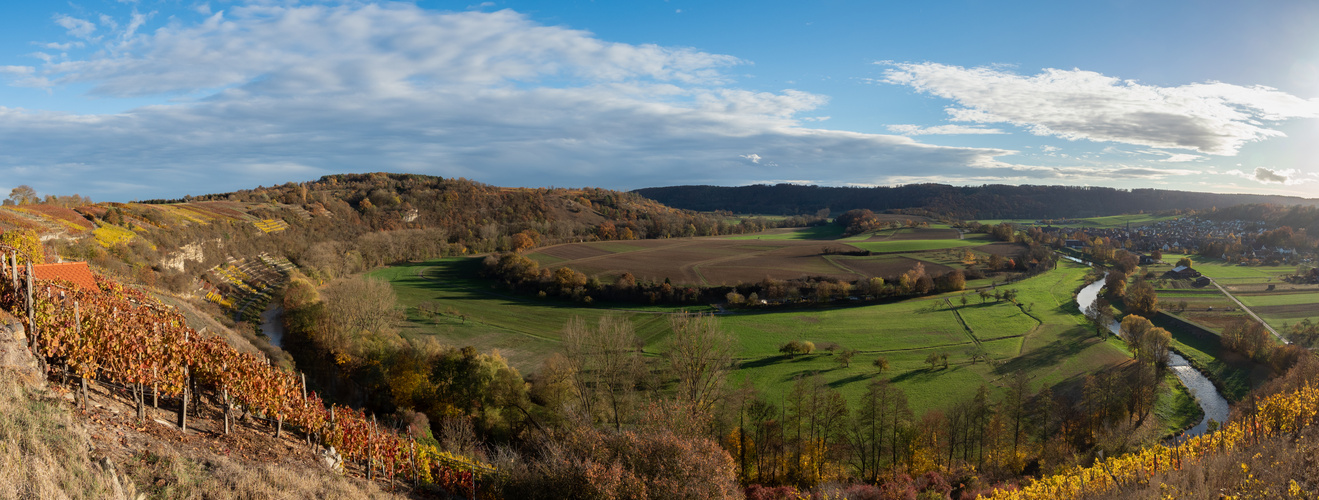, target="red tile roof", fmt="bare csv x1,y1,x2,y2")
31,262,98,291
